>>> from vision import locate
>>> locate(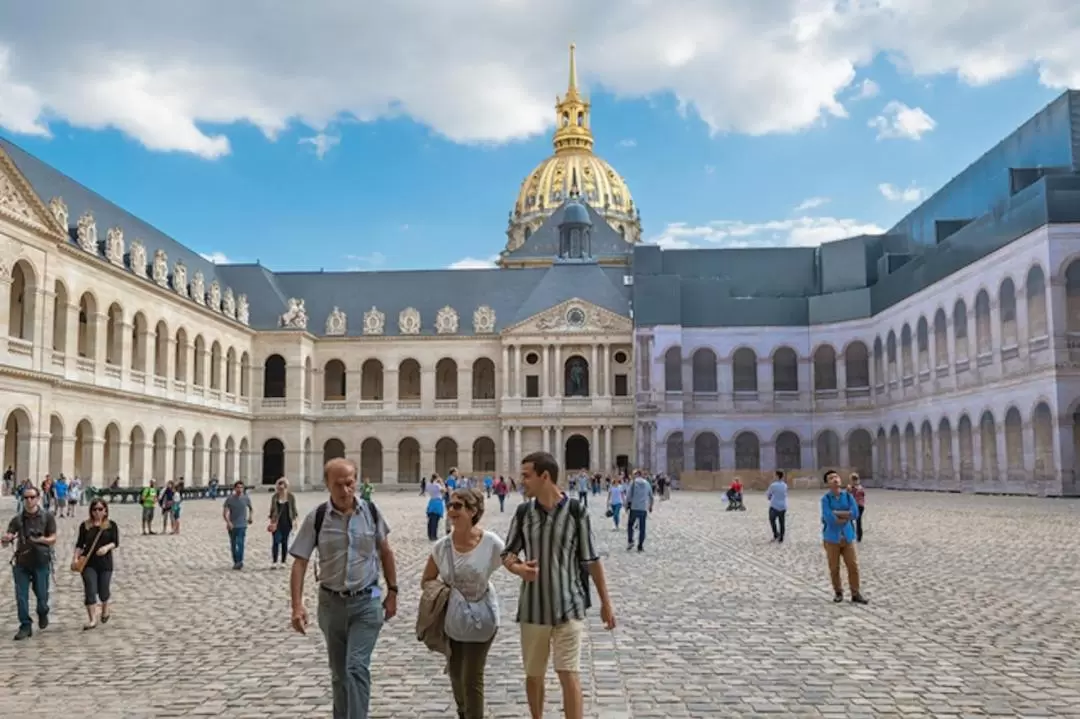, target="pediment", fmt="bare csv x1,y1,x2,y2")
506,298,632,336
0,149,65,236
